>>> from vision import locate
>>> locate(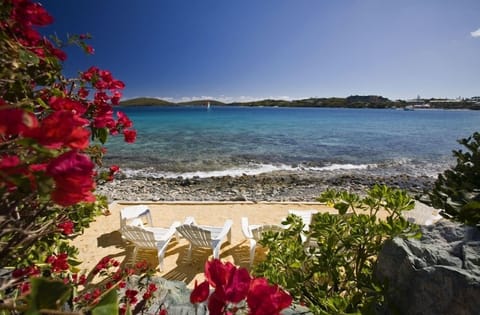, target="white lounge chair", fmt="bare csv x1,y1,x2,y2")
120,221,180,271
288,209,319,243
120,205,153,228
175,217,233,261
241,217,284,266
287,209,319,231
